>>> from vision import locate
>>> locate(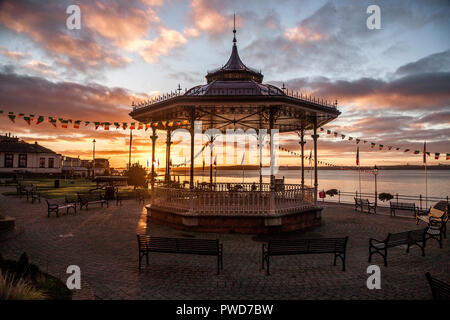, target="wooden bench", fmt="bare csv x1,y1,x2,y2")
416,201,449,225
354,197,363,211
425,272,450,300
354,198,376,214
137,235,223,275
46,198,77,217
261,237,348,275
77,192,108,210
26,187,41,204
368,229,426,266
425,217,447,249
16,184,28,198
390,202,416,217
136,189,151,204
